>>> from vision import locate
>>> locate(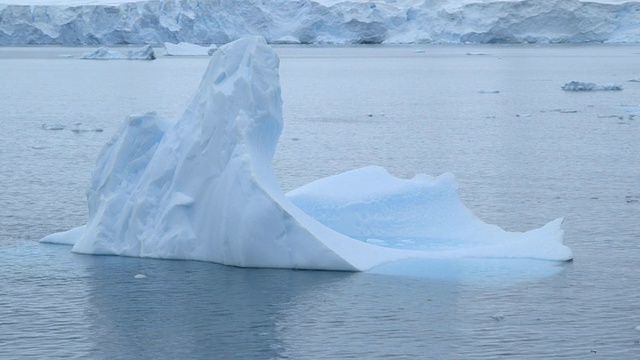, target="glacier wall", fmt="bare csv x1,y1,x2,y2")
1,0,639,45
